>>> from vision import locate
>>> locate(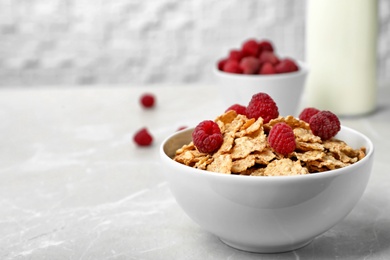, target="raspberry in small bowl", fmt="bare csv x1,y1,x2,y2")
215,39,308,117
